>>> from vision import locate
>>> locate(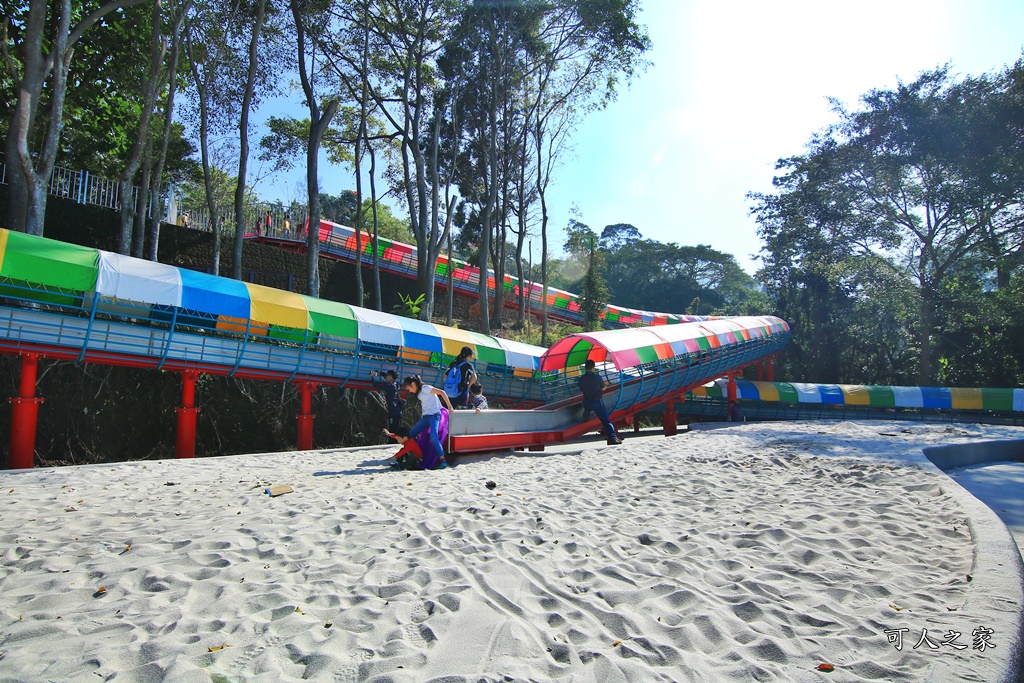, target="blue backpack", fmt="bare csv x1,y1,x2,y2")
443,361,469,400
